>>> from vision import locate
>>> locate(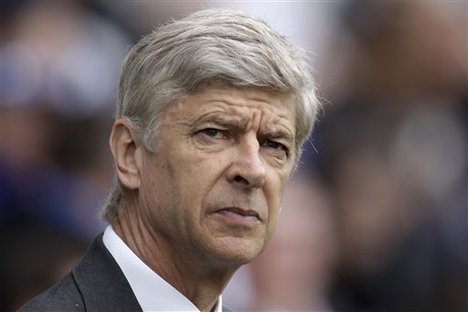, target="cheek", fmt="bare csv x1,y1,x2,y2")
267,172,289,209
168,152,225,211
264,172,289,230
140,151,183,211
140,163,169,214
